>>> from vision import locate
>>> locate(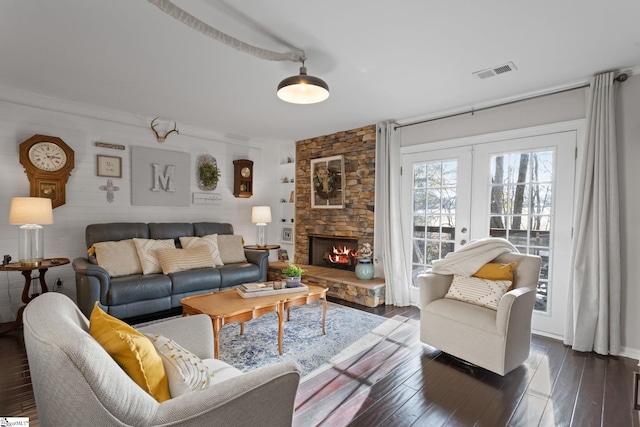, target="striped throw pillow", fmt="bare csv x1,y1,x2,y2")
179,234,224,266
445,275,512,311
156,246,215,274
